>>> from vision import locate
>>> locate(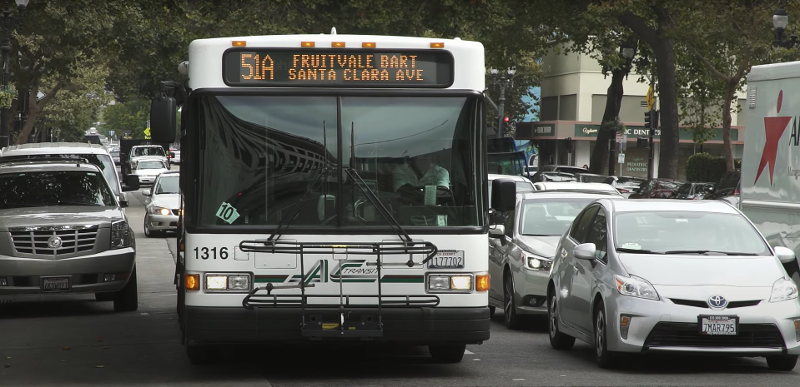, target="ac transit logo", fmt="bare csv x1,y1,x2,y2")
287,260,378,284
